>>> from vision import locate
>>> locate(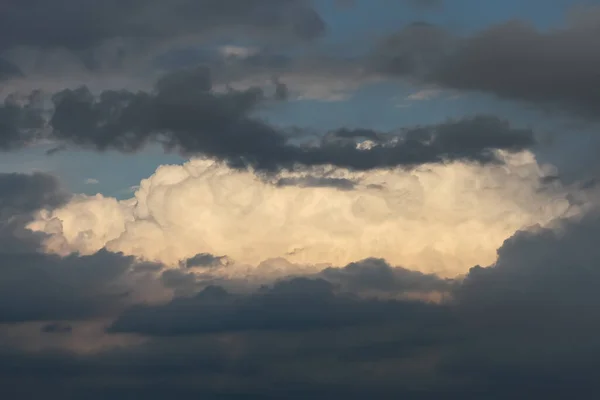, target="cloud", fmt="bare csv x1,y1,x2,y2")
2,68,538,171
107,208,600,394
47,67,284,165
434,208,600,395
319,258,452,300
0,250,153,323
29,152,570,277
374,10,600,118
4,198,600,396
54,210,600,395
204,51,376,102
0,172,167,324
1,3,600,397
458,210,600,326
0,92,46,150
0,172,67,215
184,253,230,269
108,276,452,336
275,175,357,190
84,178,100,185
0,0,325,53
0,1,327,93
0,172,69,253
0,58,22,81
